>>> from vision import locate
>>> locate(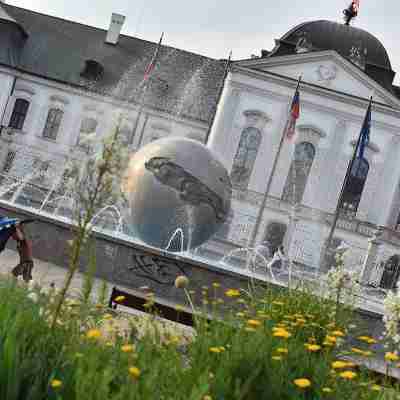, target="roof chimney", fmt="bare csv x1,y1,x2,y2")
105,13,125,45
